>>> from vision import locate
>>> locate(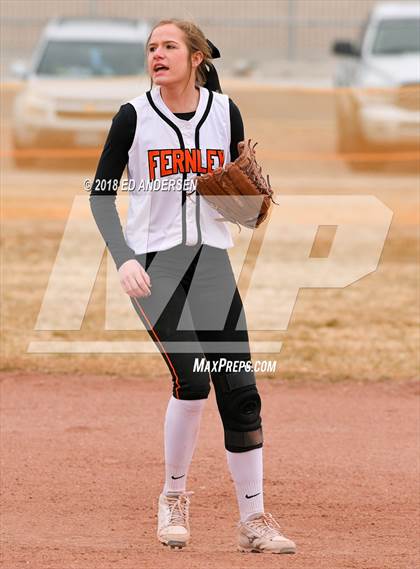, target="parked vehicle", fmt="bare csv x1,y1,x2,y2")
10,18,151,167
331,2,420,170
